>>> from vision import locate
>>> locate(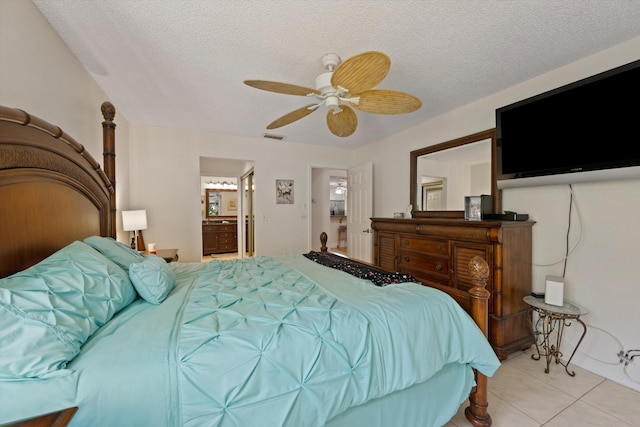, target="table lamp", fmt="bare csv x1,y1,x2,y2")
122,210,147,251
